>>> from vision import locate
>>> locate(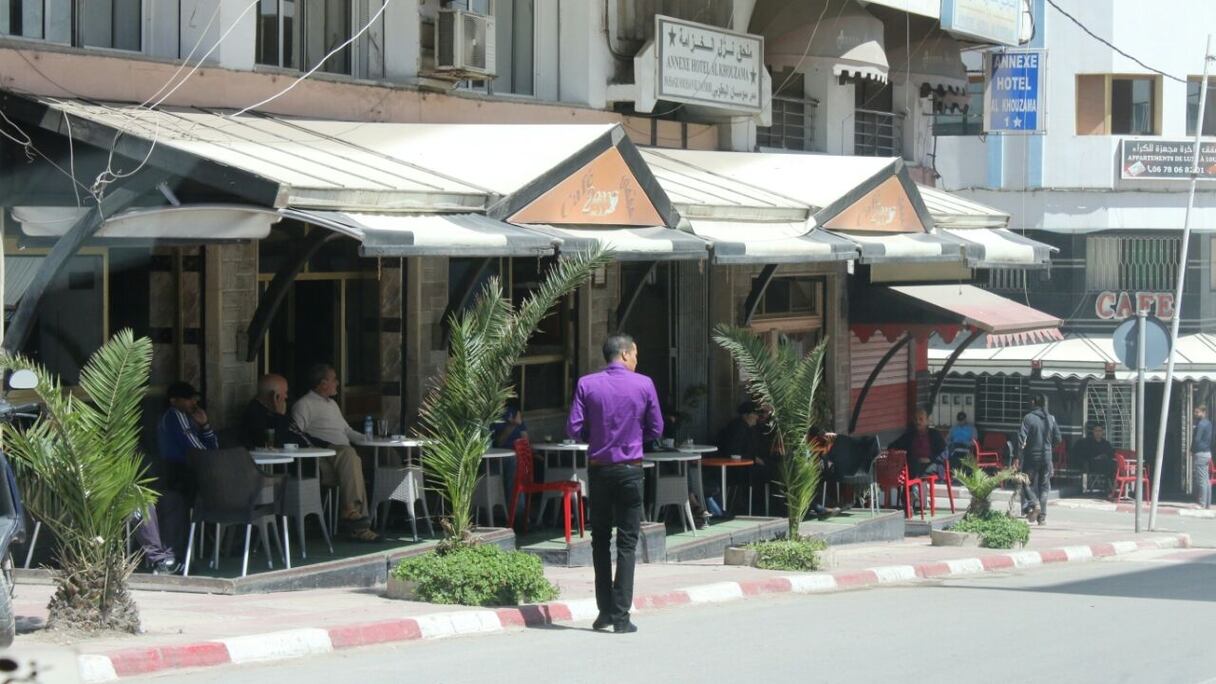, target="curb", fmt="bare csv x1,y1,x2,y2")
78,533,1190,682
1053,500,1216,518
